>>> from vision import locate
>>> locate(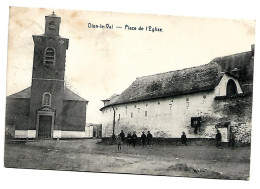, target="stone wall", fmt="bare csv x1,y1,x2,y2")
101,92,253,144
5,98,30,130
213,95,252,144
62,100,87,131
